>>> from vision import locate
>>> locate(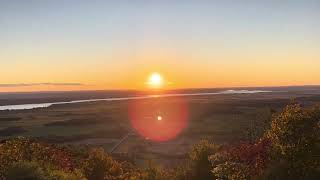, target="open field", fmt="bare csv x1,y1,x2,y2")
1,87,320,167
